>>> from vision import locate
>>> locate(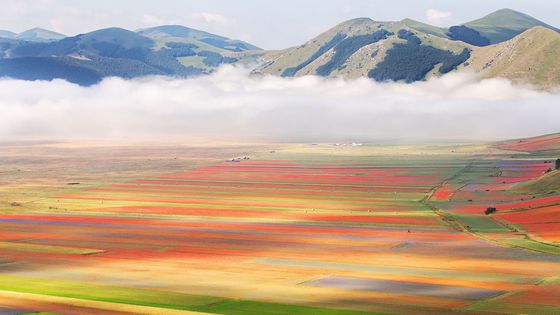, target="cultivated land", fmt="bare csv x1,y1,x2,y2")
1,138,559,314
